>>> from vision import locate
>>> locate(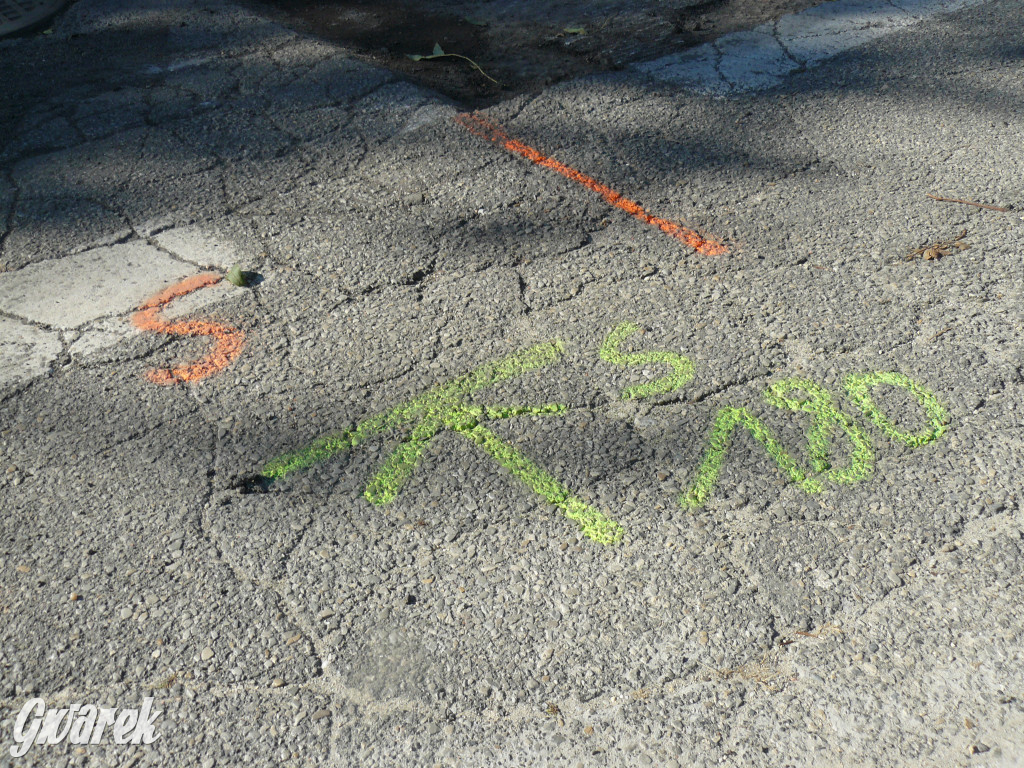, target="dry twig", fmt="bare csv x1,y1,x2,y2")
926,194,1010,212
